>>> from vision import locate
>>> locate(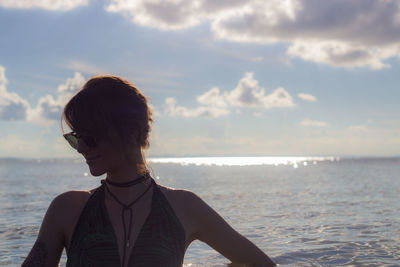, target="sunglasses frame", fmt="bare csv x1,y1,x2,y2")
63,132,97,150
